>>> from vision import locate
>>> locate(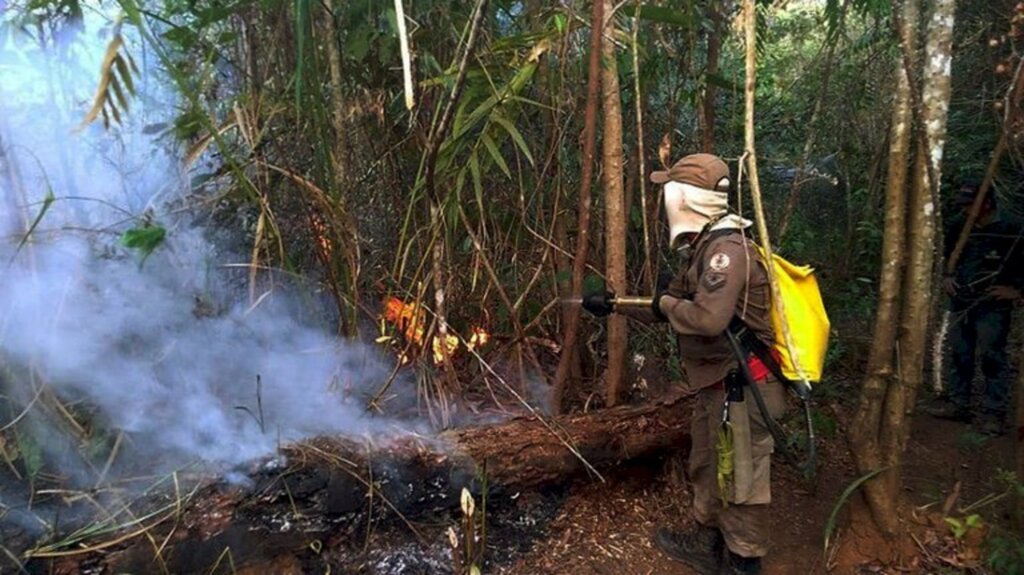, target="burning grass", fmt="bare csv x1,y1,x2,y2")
380,296,491,366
